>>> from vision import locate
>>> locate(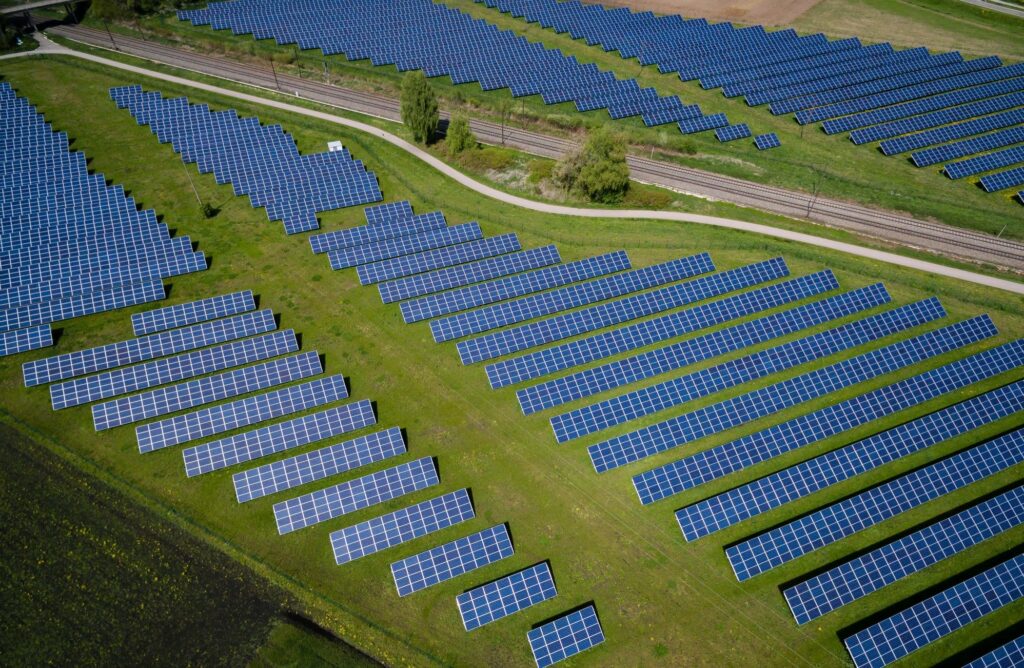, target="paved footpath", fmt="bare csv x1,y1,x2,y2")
6,35,1024,296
